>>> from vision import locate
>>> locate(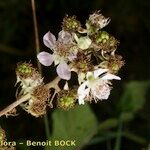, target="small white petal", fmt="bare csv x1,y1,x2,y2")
78,81,88,94
78,72,86,85
99,18,110,29
94,68,108,78
64,81,69,90
78,85,90,105
37,52,53,66
86,72,93,79
43,31,56,49
56,62,71,80
73,33,79,42
101,73,121,80
78,95,85,105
